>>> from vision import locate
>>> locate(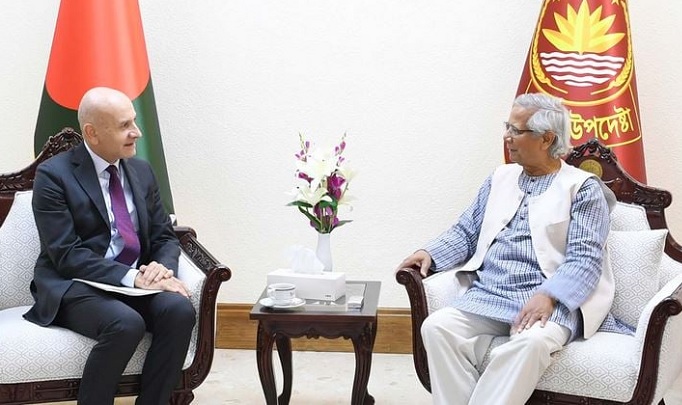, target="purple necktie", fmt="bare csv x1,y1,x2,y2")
106,165,140,266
